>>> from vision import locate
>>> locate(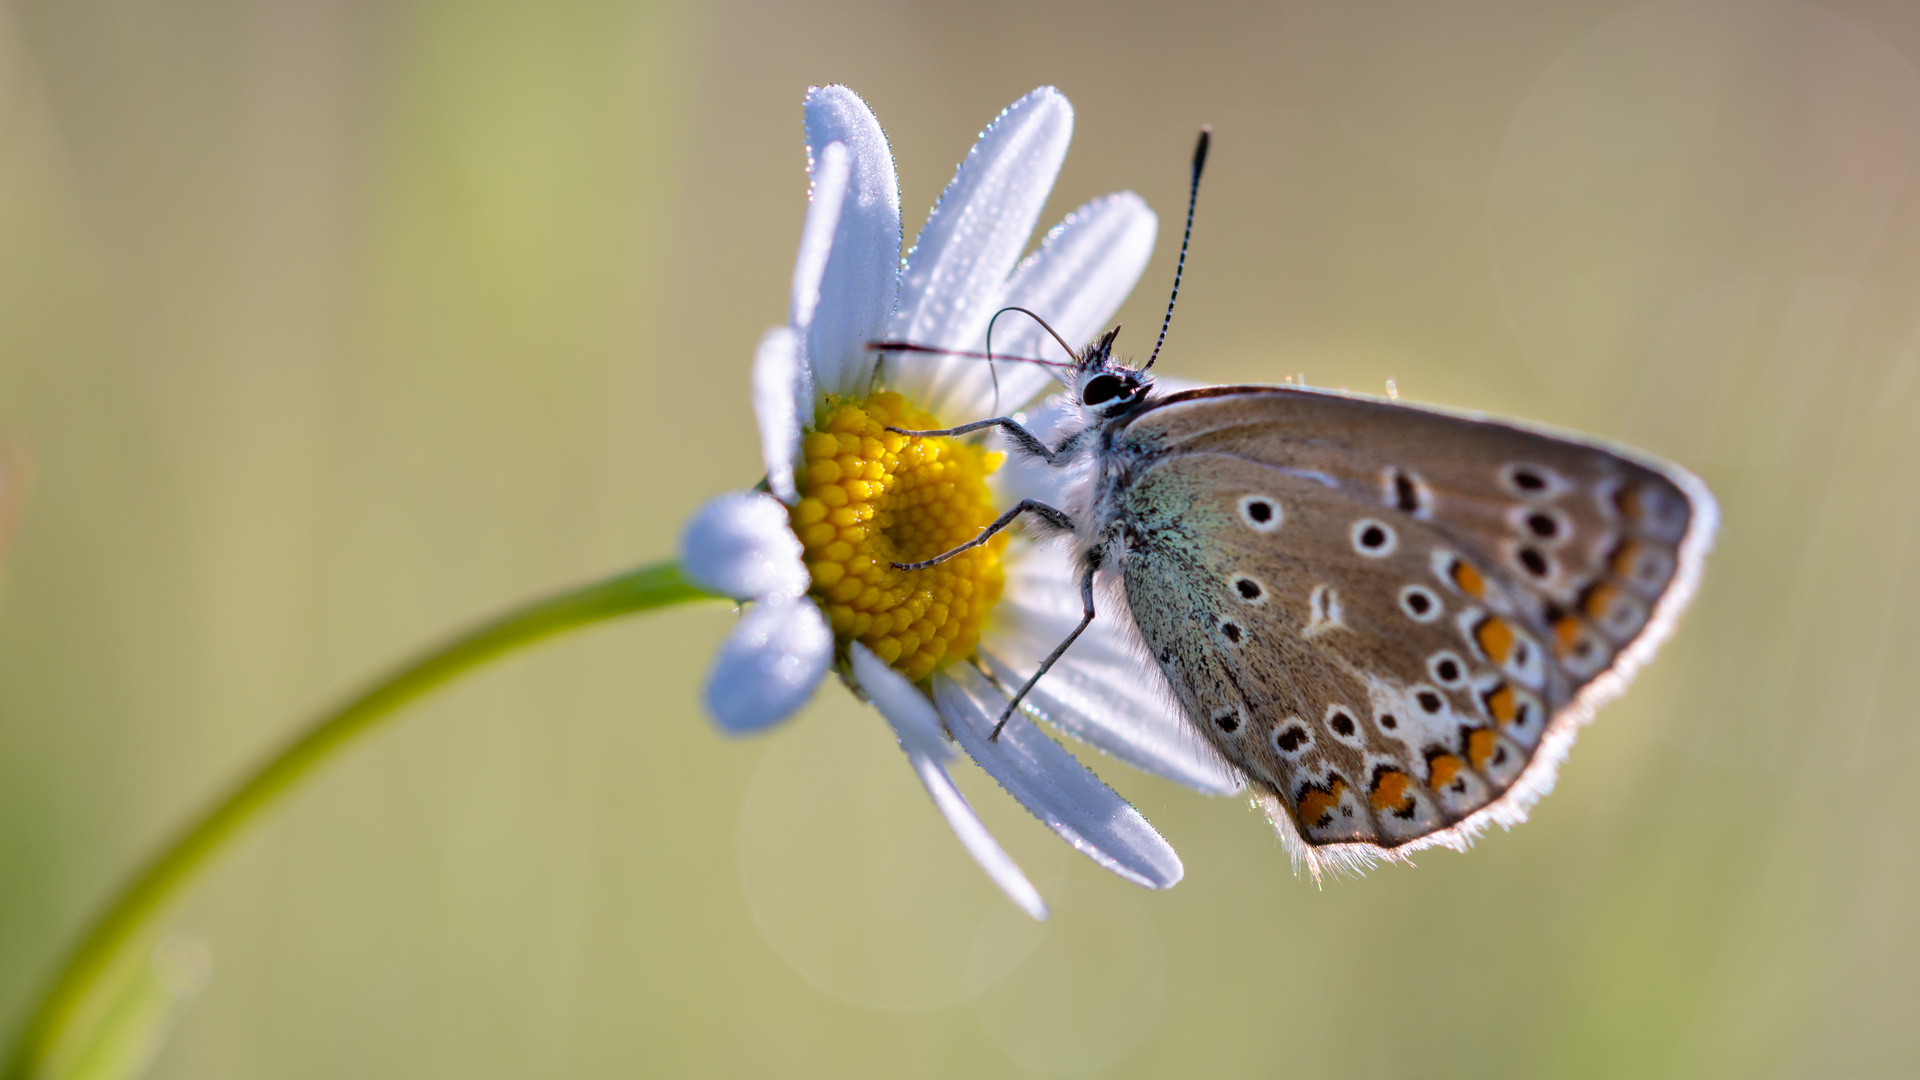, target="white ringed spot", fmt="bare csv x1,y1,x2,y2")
1399,584,1443,623
1229,574,1268,605
1501,462,1568,499
1238,495,1282,532
1427,651,1469,688
1507,540,1557,583
1412,684,1448,716
1510,504,1571,548
1324,704,1365,747
1351,518,1397,558
1272,717,1313,760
